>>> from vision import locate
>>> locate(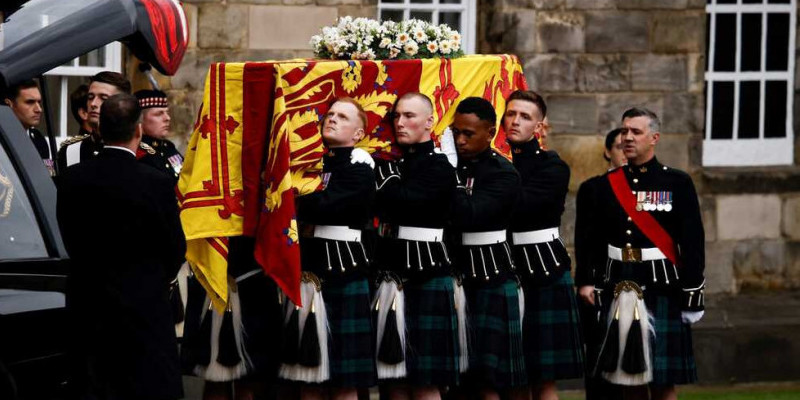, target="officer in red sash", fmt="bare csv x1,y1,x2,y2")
589,108,704,400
